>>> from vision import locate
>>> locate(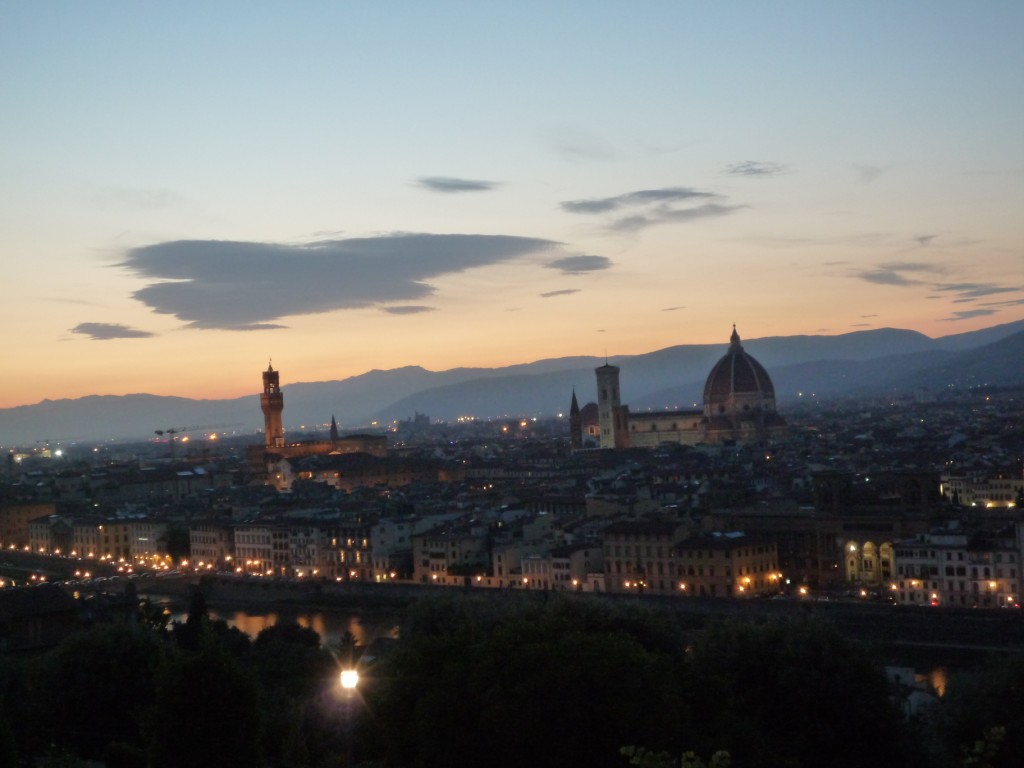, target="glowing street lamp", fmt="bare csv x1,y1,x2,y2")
340,669,359,691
